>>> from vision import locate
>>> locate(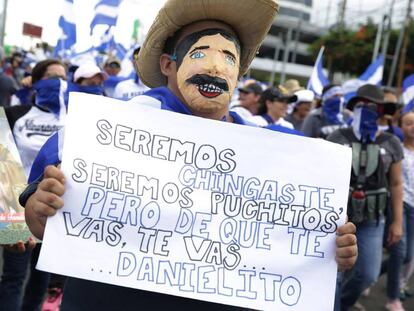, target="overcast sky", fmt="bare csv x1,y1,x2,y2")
3,0,406,50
